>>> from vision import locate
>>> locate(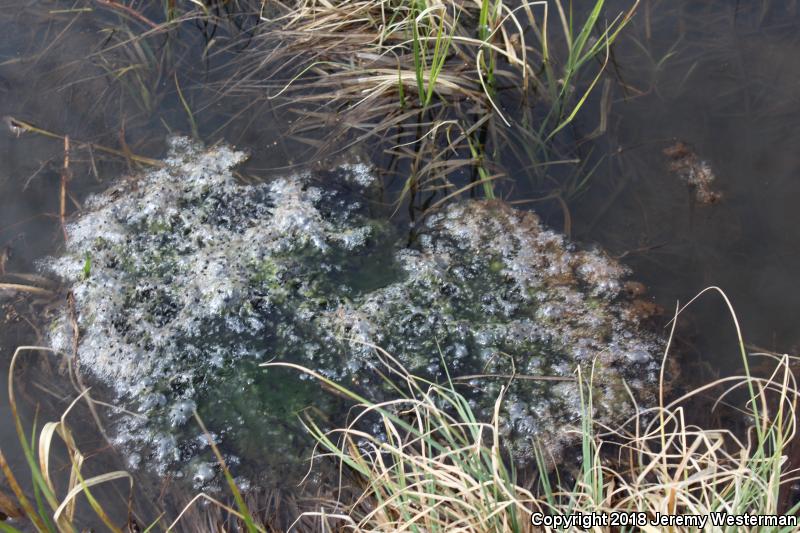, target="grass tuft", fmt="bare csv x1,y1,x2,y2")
220,0,641,209
0,347,133,532
273,289,800,531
